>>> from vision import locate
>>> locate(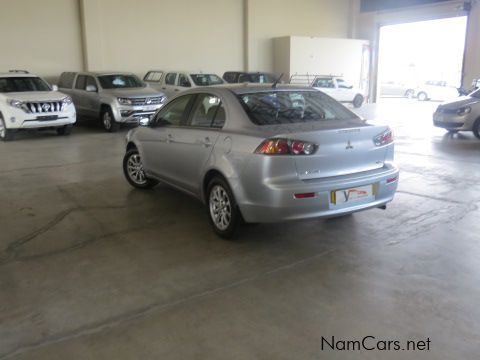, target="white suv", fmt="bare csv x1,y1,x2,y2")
0,71,76,141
